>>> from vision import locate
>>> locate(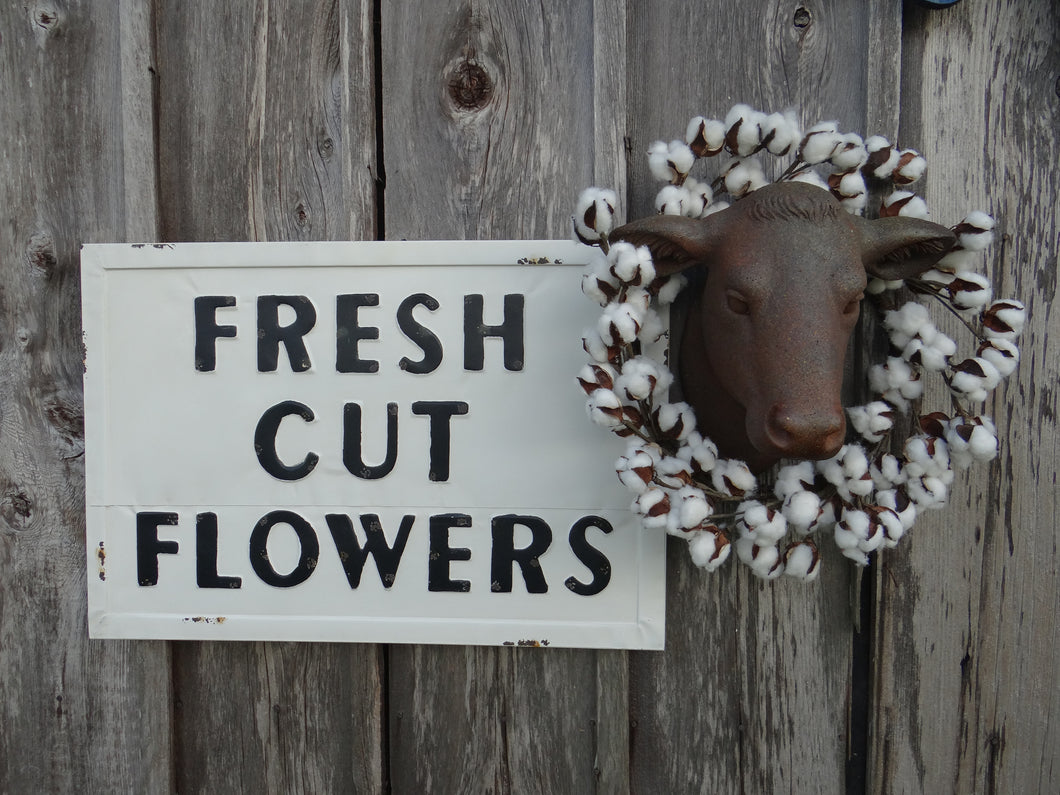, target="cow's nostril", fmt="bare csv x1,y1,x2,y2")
765,405,845,459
